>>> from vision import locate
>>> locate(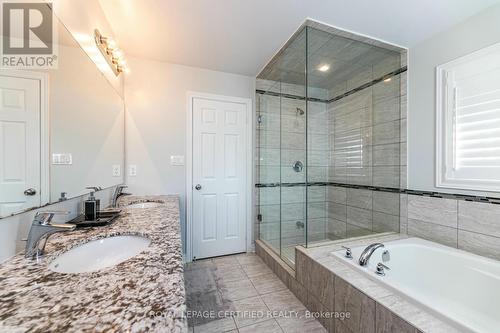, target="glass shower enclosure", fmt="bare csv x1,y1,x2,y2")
256,24,405,266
